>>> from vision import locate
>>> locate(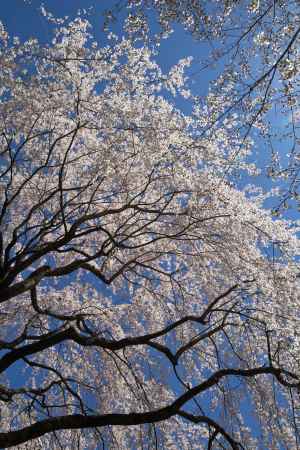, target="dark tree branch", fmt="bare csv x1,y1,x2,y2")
0,365,296,448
